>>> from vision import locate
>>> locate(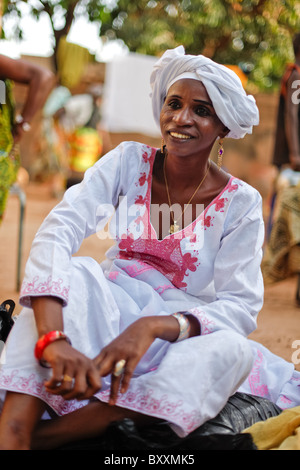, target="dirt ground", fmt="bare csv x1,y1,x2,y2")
0,180,299,372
